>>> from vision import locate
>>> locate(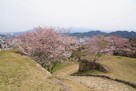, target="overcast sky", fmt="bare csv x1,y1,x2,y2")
0,0,136,32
